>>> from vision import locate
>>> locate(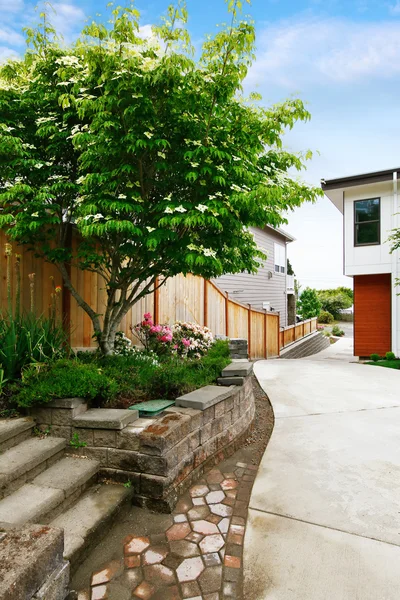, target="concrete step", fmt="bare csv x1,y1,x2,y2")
0,456,99,525
50,483,132,568
0,436,66,499
0,417,34,453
